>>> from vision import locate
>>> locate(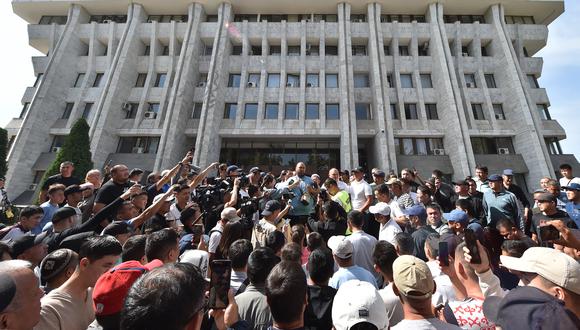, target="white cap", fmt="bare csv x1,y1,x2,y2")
220,207,241,222
501,247,580,295
368,202,391,216
153,193,175,204
327,235,353,259
332,280,388,330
